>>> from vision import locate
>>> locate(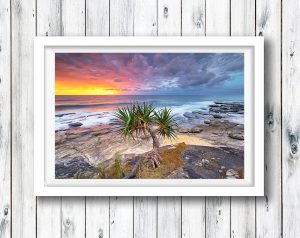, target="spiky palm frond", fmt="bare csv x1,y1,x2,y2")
114,103,155,138
154,107,178,140
113,106,136,137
